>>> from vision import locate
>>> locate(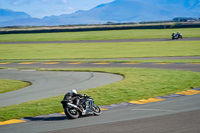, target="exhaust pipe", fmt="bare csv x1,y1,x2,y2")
67,103,83,112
